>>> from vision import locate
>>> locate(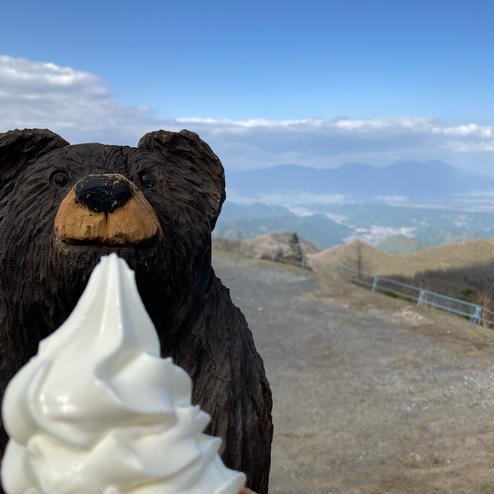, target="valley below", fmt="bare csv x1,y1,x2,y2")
214,199,494,252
